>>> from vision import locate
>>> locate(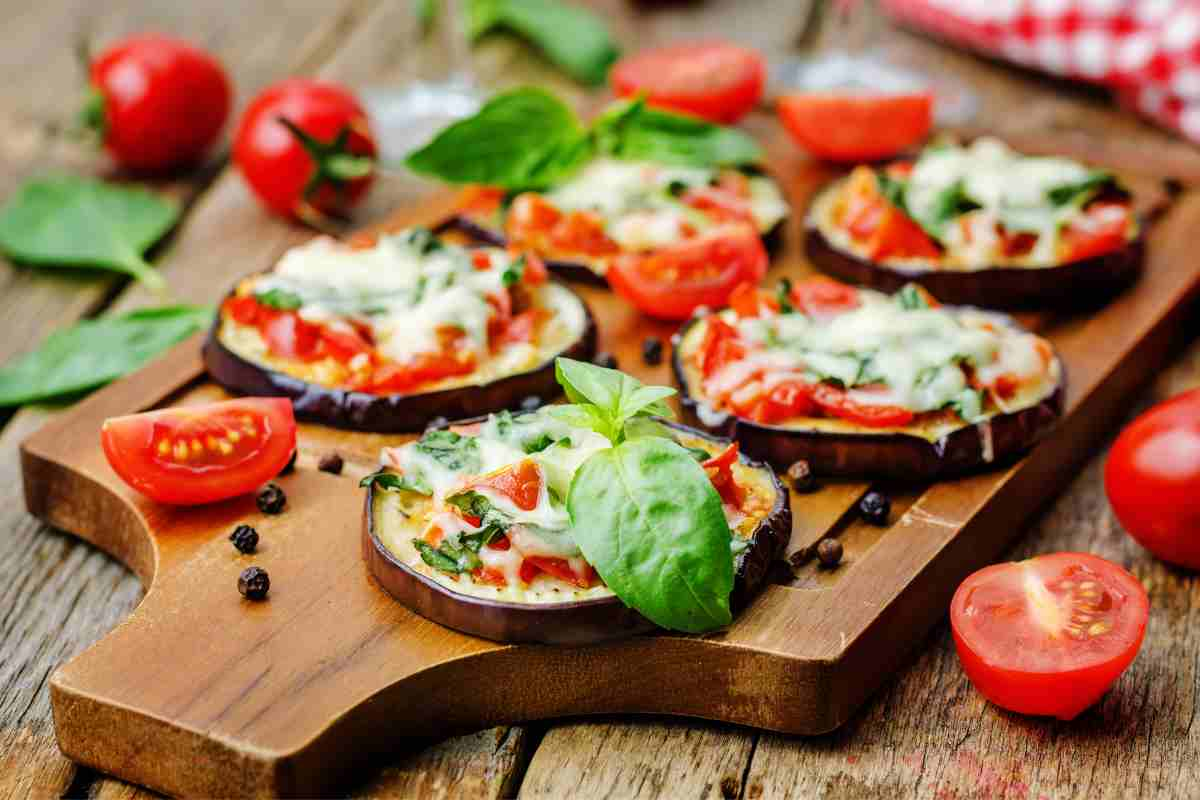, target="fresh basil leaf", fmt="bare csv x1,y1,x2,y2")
877,172,907,212
545,403,617,442
415,429,482,472
0,305,211,407
523,433,558,453
413,539,482,573
405,87,592,191
567,436,734,633
1046,170,1114,206
622,416,671,441
469,0,619,86
685,446,712,463
360,470,433,495
555,356,623,412
593,99,762,169
255,288,304,311
554,357,676,443
896,283,929,311
0,175,178,290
